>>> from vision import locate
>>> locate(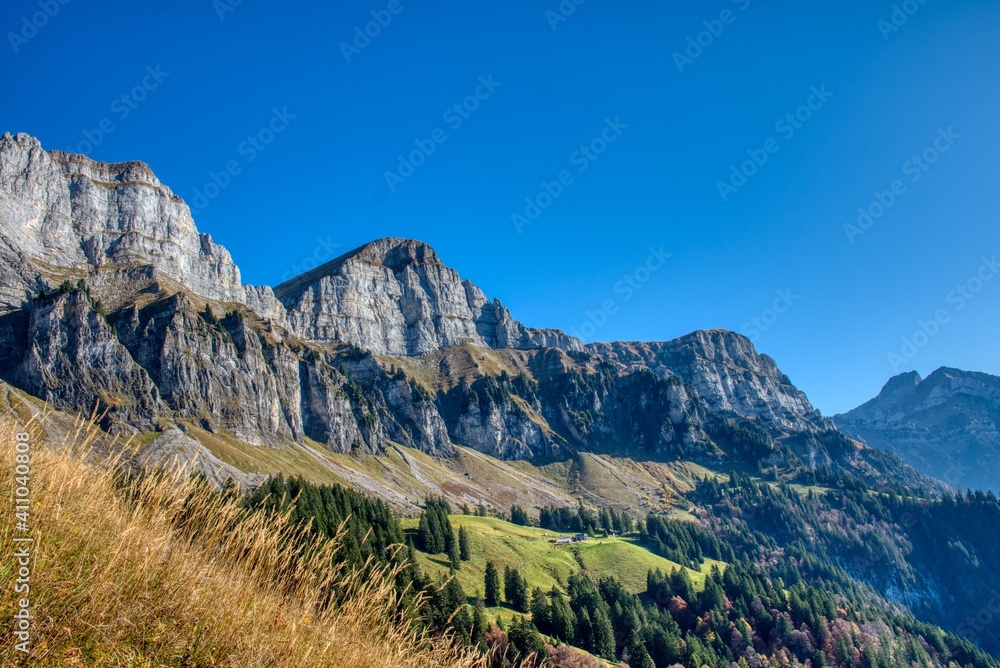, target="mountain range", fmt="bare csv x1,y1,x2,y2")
4,132,1000,666
835,367,1000,492
0,131,908,492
